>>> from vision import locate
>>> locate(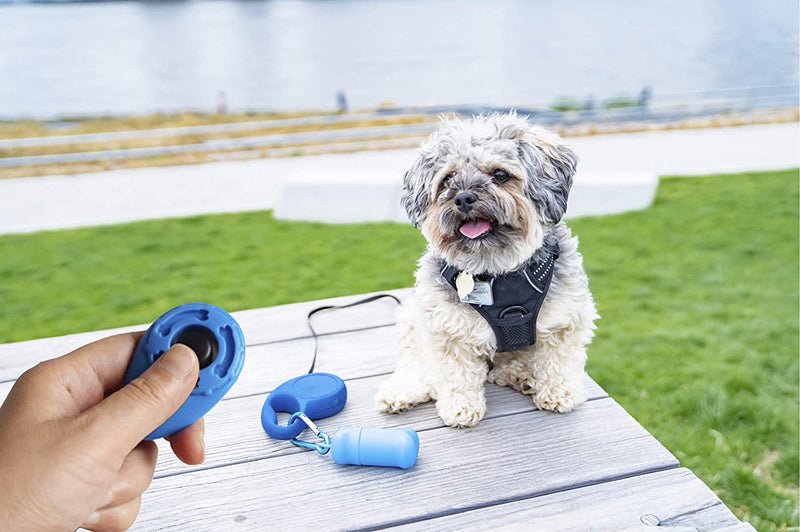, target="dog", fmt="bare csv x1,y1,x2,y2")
375,112,598,428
